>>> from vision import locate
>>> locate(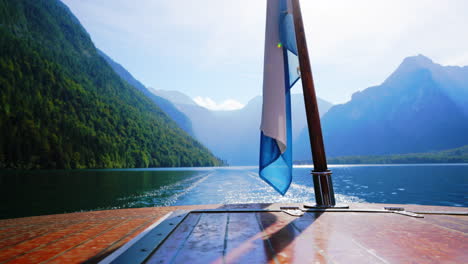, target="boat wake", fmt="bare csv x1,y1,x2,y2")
169,171,366,205
115,169,366,207
116,172,213,208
